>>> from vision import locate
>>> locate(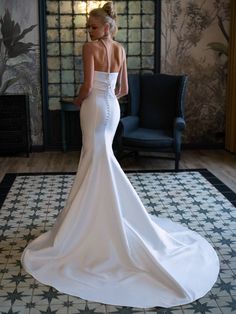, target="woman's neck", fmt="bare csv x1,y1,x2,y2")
99,34,112,41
